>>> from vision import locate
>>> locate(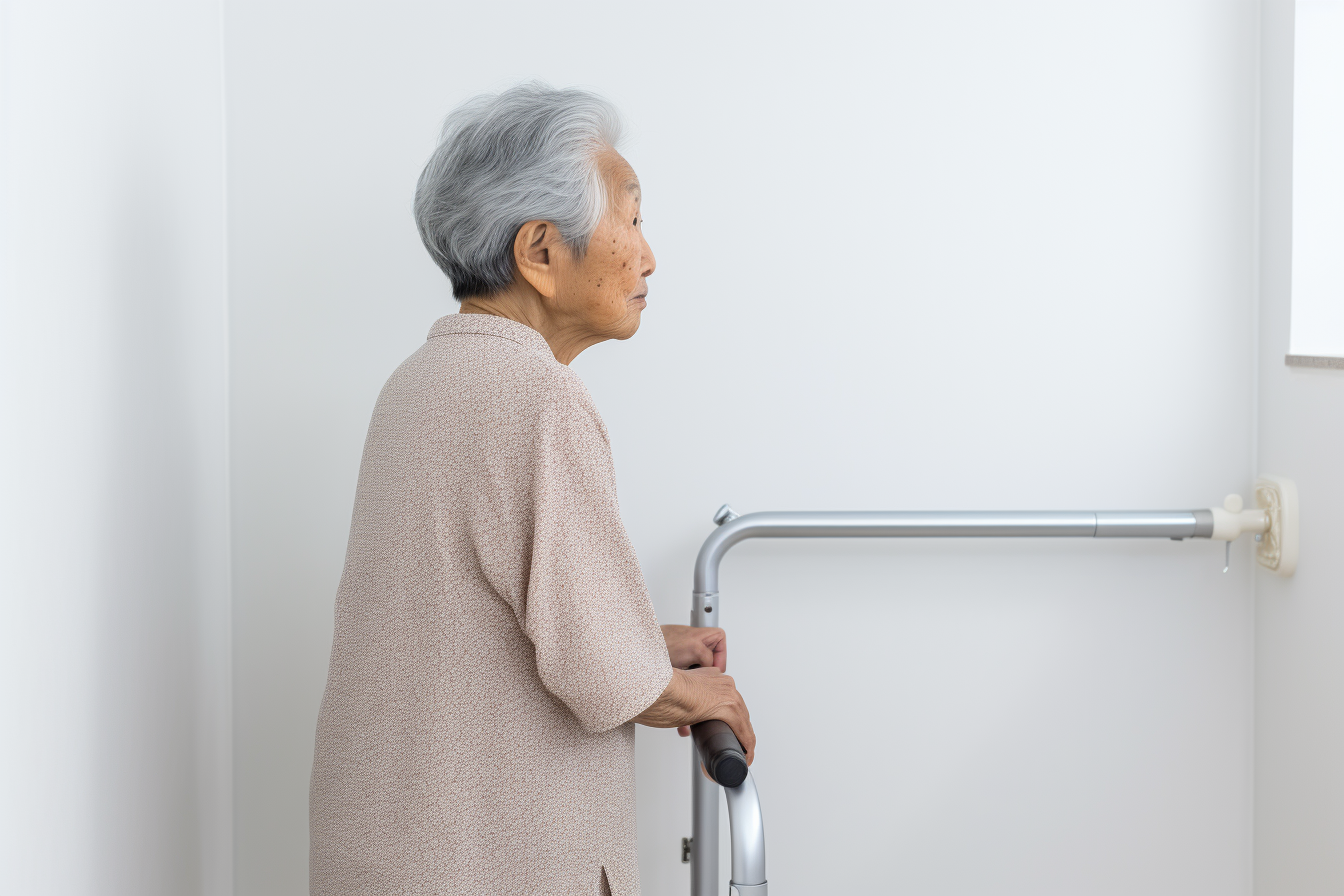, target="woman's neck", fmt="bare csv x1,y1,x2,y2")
458,288,603,365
